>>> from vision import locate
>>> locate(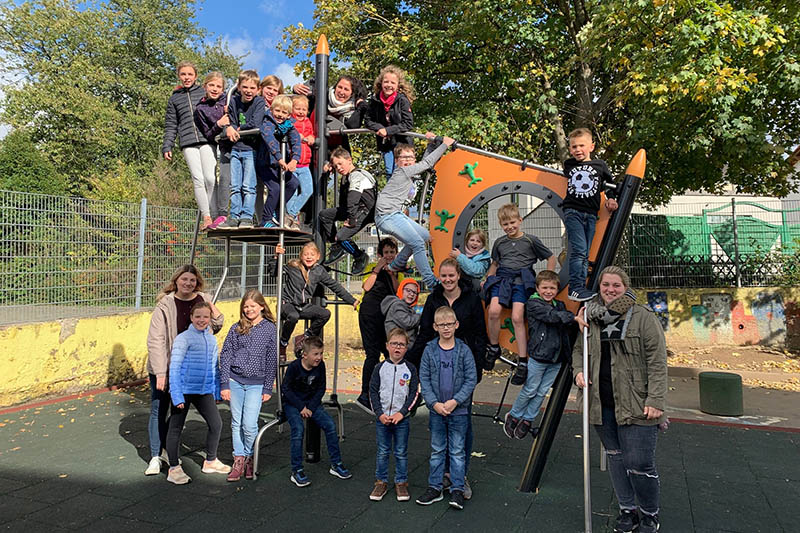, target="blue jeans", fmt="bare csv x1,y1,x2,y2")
148,373,170,457
445,402,473,474
376,211,438,287
428,413,469,492
382,151,395,179
228,379,263,457
375,418,410,483
230,149,256,220
595,406,660,515
564,208,597,292
509,360,561,422
284,404,341,472
286,166,313,217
